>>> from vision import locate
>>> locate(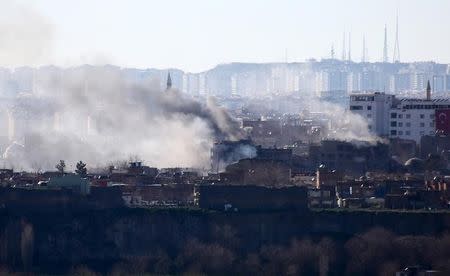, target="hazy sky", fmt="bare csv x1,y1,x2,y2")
5,0,450,72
